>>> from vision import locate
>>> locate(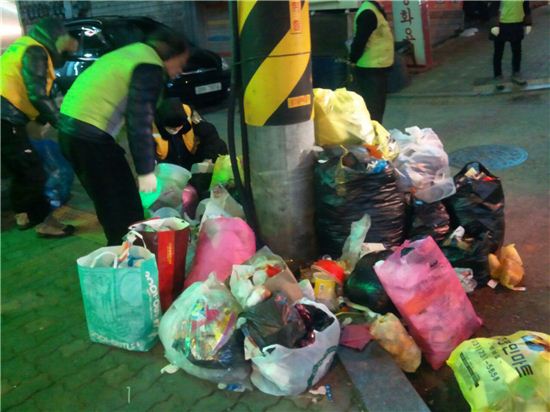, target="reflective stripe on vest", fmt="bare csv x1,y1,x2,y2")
500,0,525,24
0,36,55,120
355,2,394,68
60,43,163,137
